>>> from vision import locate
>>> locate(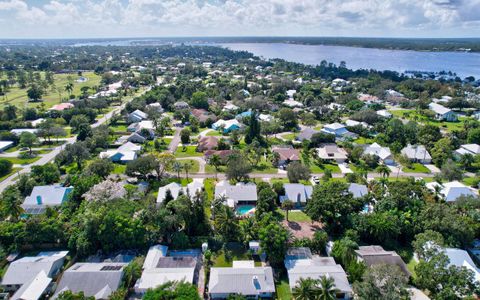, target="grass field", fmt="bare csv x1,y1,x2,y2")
0,72,102,109
275,273,293,300
277,209,312,222
0,167,21,182
388,109,470,133
402,163,430,173
4,156,41,165
212,244,262,268
176,159,200,173
174,145,203,158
